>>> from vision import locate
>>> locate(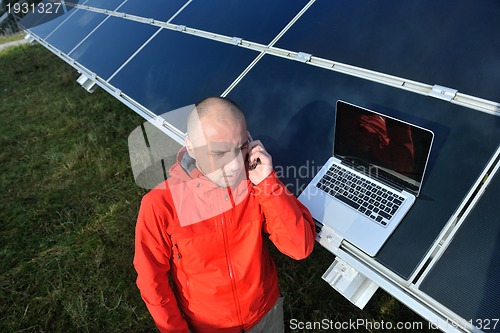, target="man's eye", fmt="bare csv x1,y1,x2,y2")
212,152,225,157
